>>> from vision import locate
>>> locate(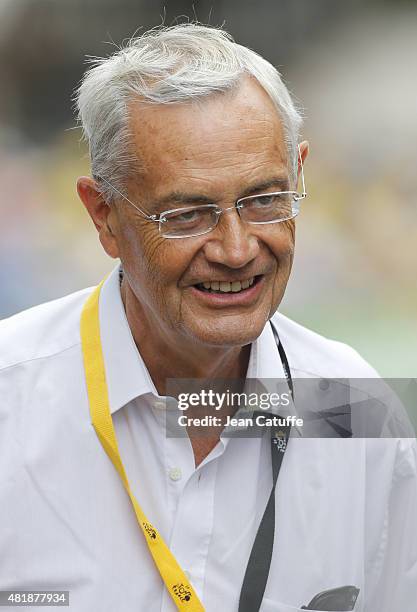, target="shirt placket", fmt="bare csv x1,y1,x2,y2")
159,417,226,612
